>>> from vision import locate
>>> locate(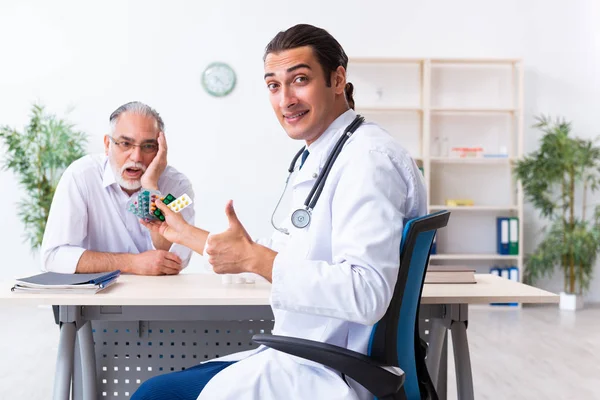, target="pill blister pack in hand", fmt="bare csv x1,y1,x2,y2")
126,189,162,222
127,190,193,222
